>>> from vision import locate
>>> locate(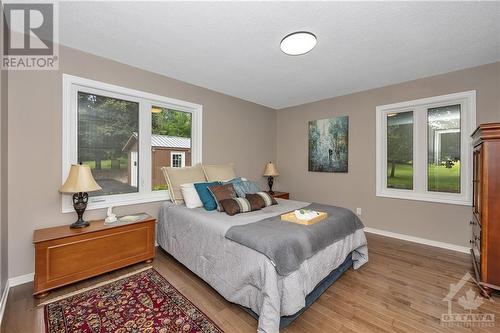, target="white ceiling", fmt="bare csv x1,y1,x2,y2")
59,1,500,109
